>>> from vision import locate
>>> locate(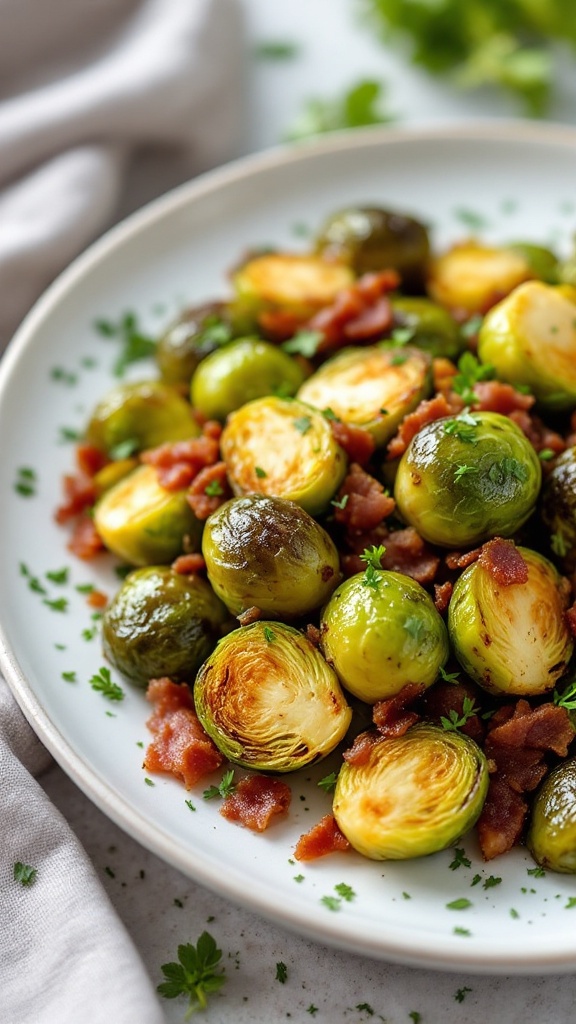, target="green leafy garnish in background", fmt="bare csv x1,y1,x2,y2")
359,0,576,116
286,79,395,141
